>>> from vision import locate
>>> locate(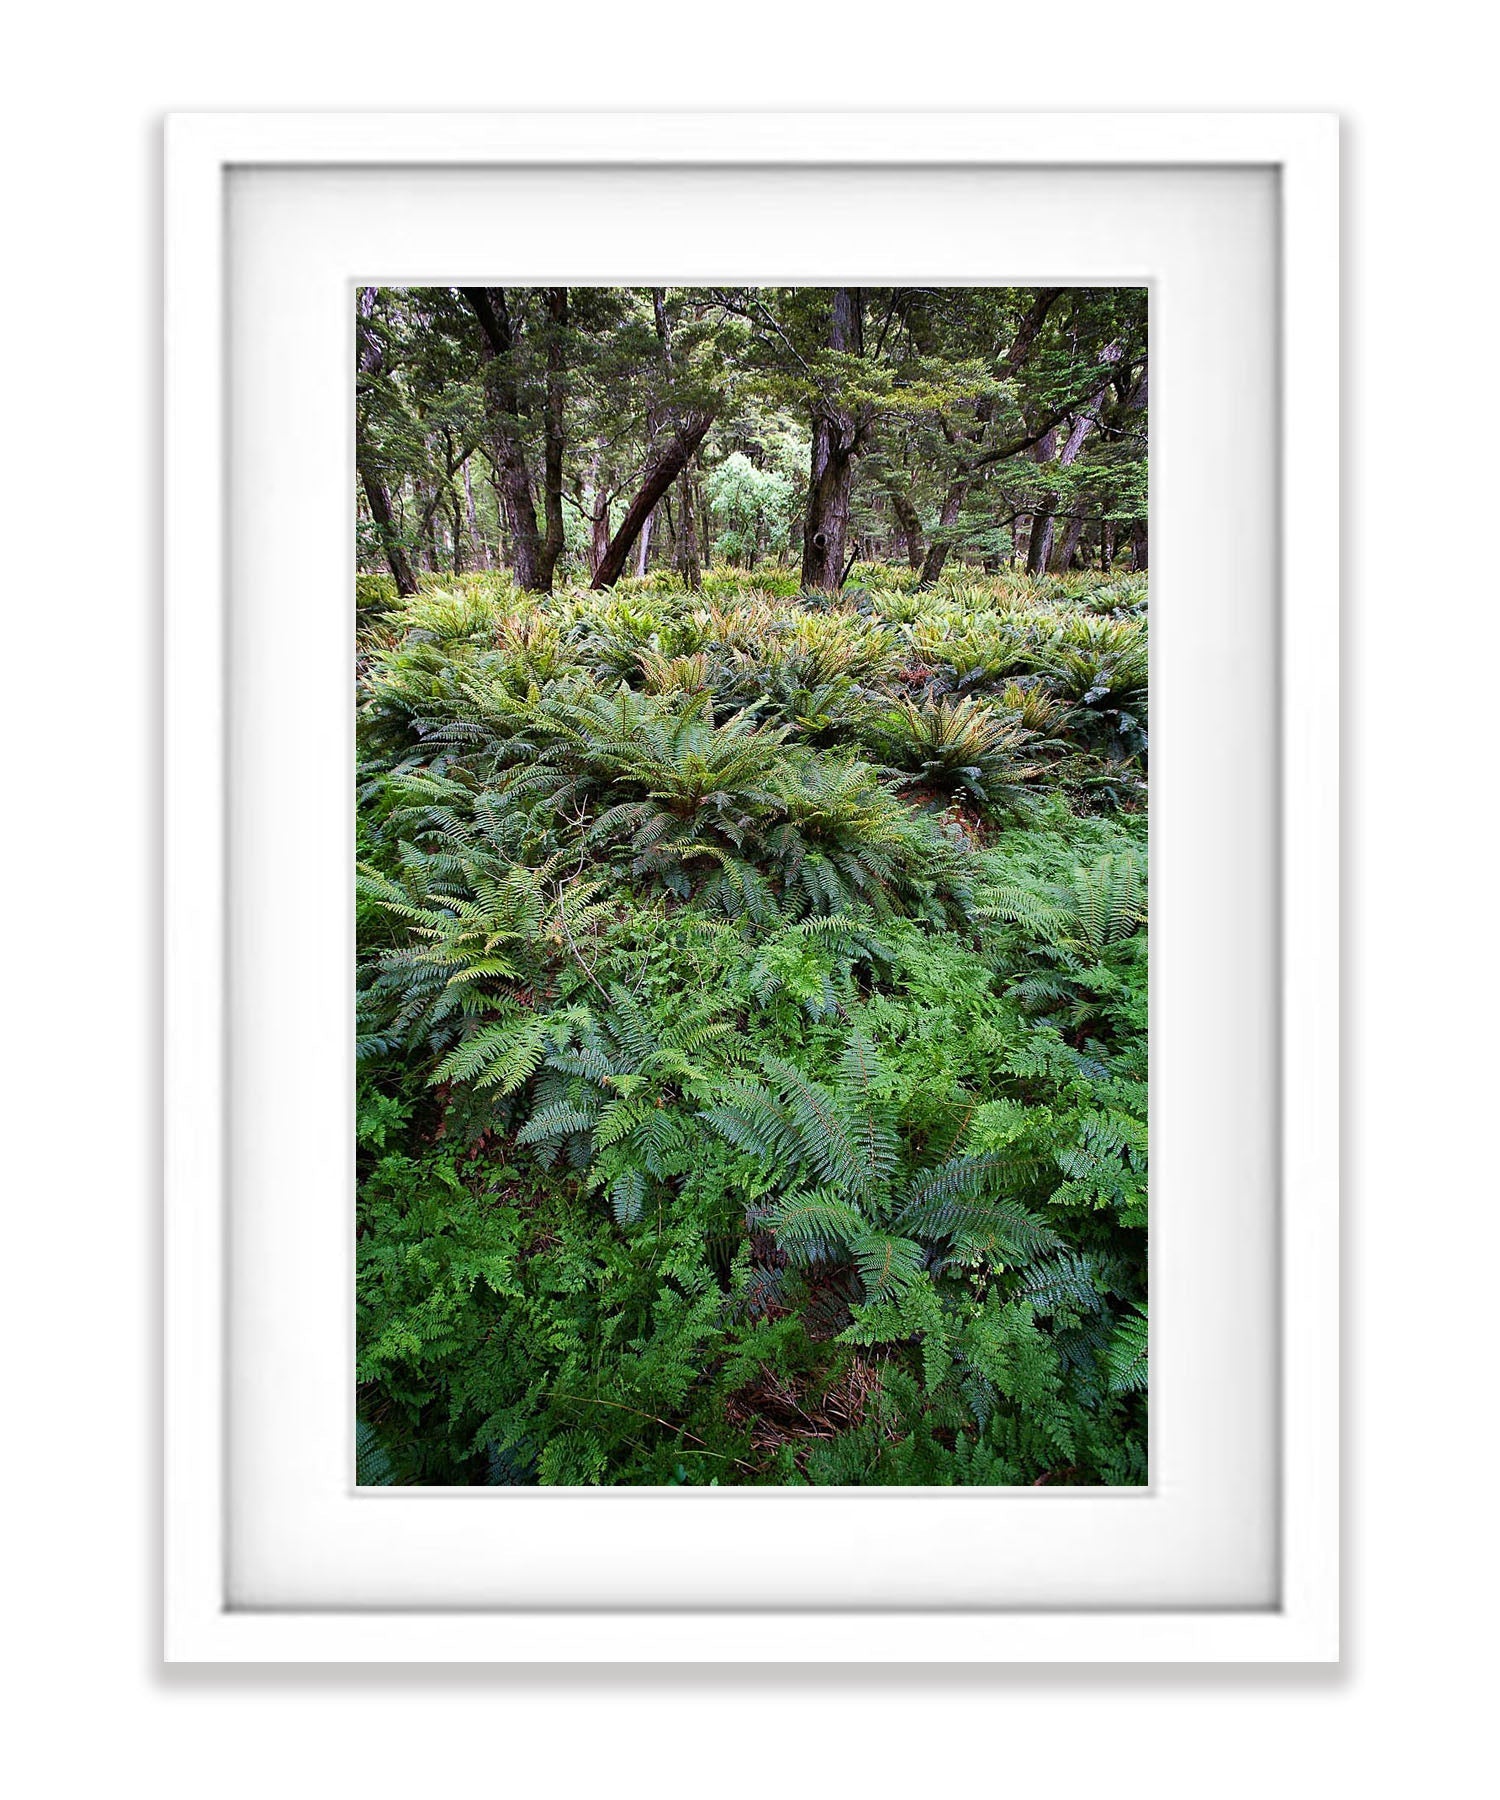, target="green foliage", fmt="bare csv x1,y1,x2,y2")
863,693,1042,813
704,450,799,565
357,565,1147,1488
352,285,1148,1485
